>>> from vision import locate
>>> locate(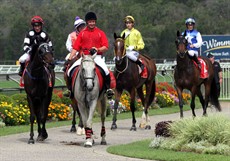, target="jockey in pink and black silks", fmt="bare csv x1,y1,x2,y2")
183,18,203,69
68,12,114,99
18,16,53,76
